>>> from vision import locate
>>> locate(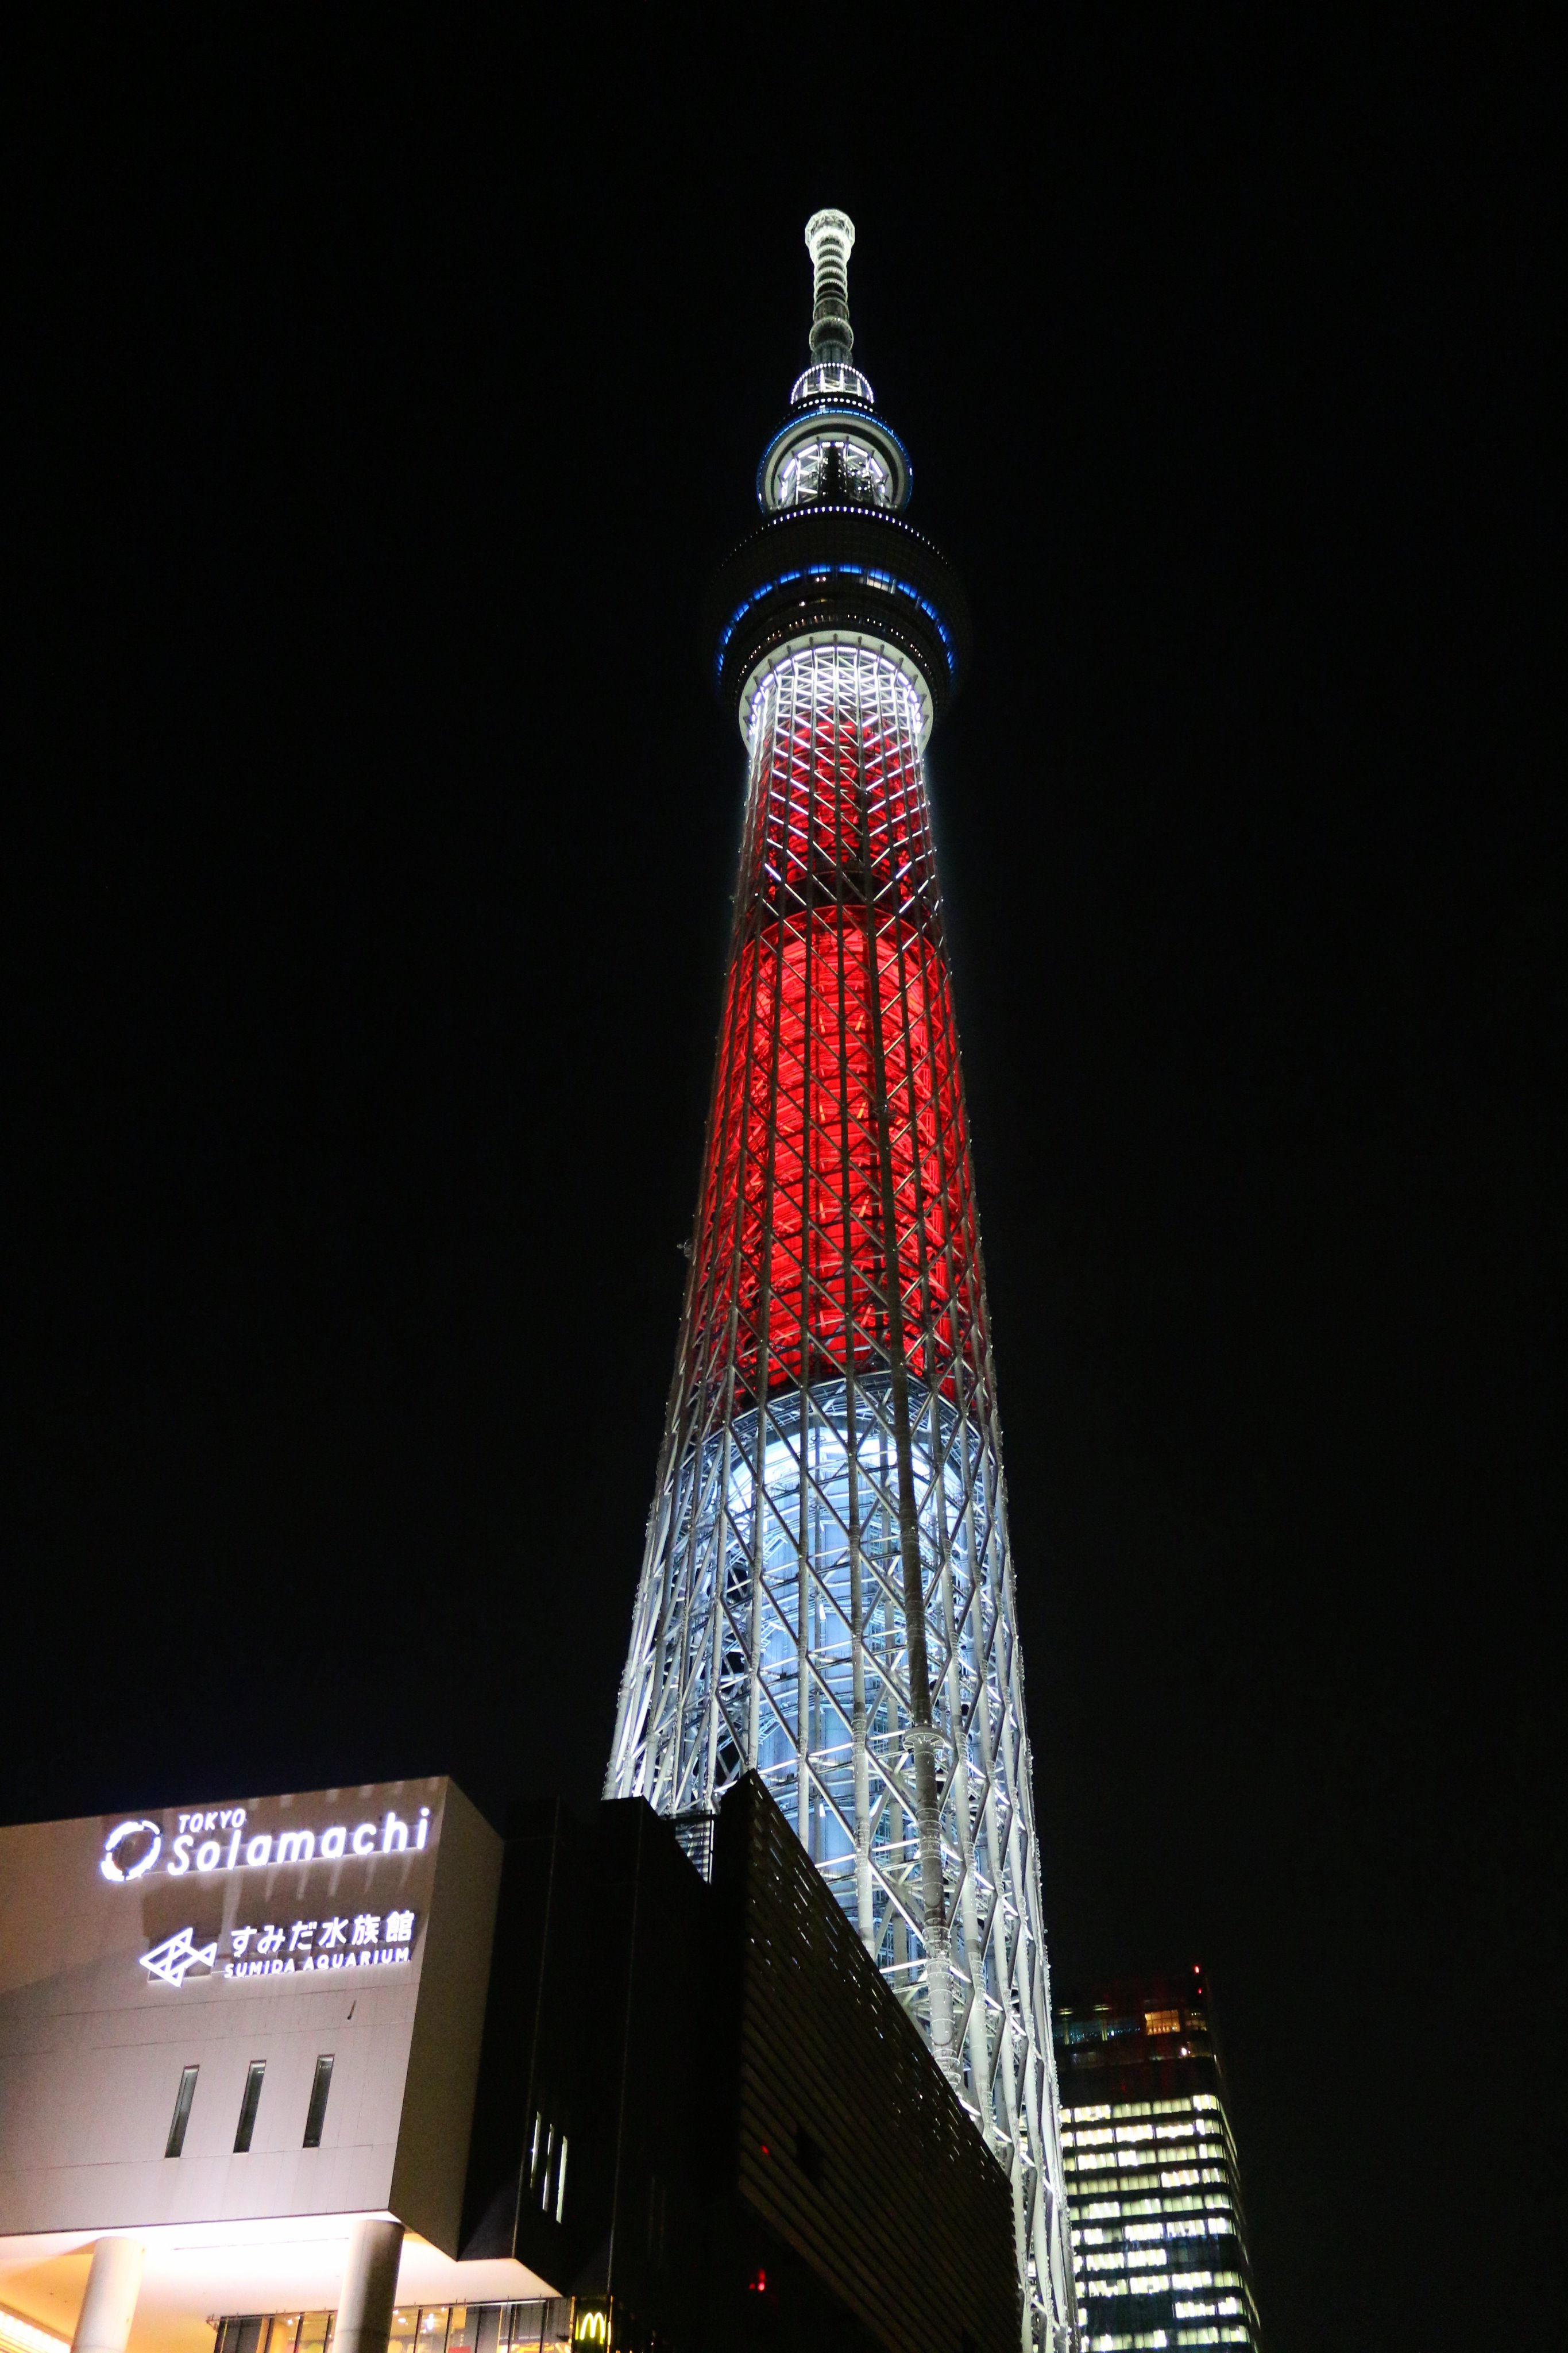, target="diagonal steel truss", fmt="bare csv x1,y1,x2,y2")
607,643,1079,2351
